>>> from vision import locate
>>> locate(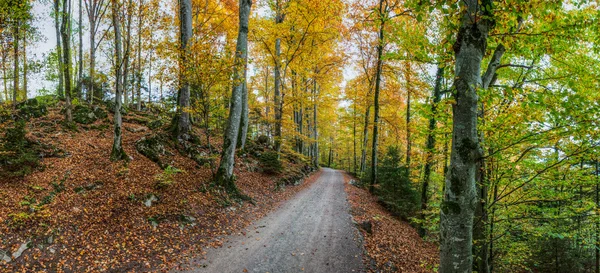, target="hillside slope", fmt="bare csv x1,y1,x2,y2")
0,100,316,272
